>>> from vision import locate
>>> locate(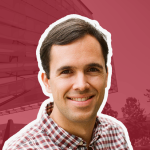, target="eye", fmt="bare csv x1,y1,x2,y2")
61,70,72,74
88,67,99,72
